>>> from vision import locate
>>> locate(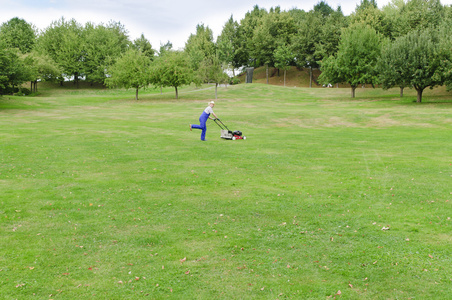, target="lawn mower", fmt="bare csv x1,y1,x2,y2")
214,118,246,140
